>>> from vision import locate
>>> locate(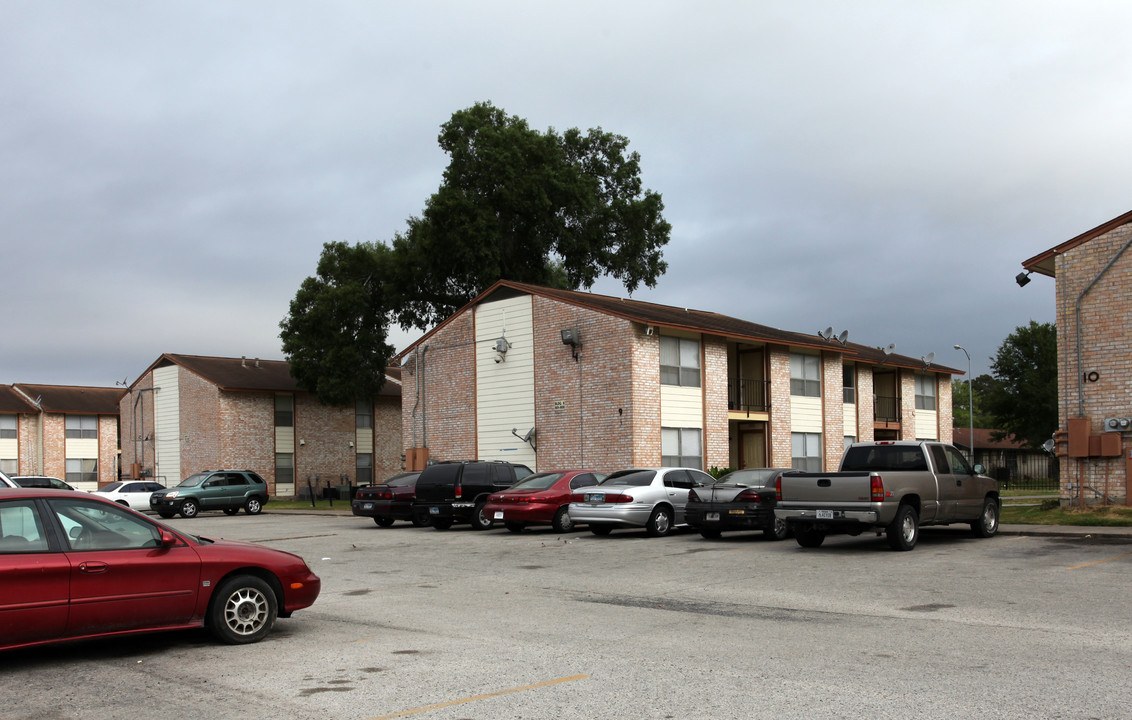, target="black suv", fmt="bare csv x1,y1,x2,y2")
149,470,270,519
413,461,532,530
